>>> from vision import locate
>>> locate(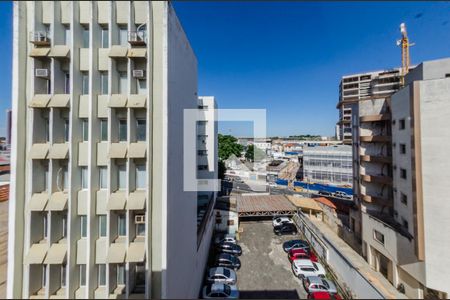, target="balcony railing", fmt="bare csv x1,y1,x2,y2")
359,192,392,206
29,31,50,46
360,154,392,164
360,114,391,123
128,31,146,46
